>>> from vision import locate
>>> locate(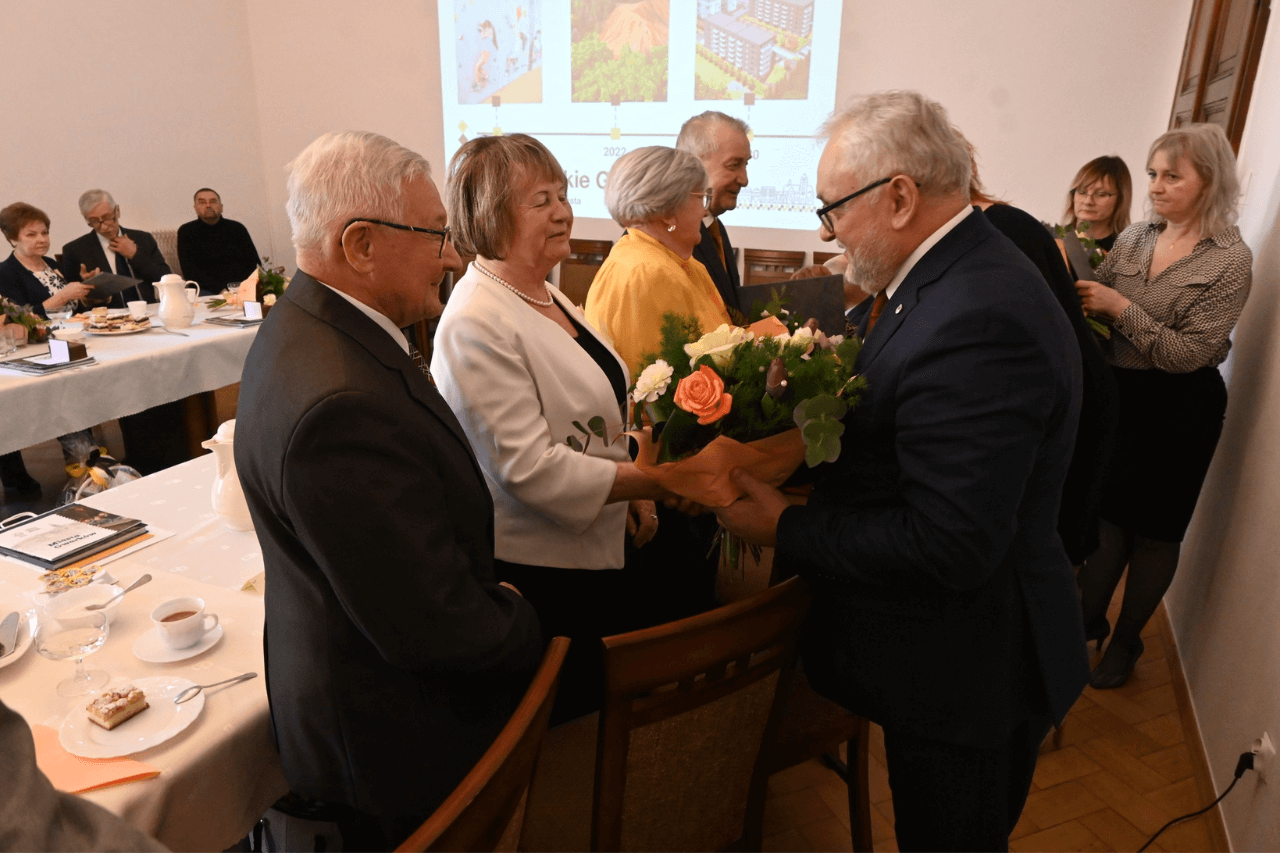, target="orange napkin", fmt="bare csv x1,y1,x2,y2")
31,724,160,793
